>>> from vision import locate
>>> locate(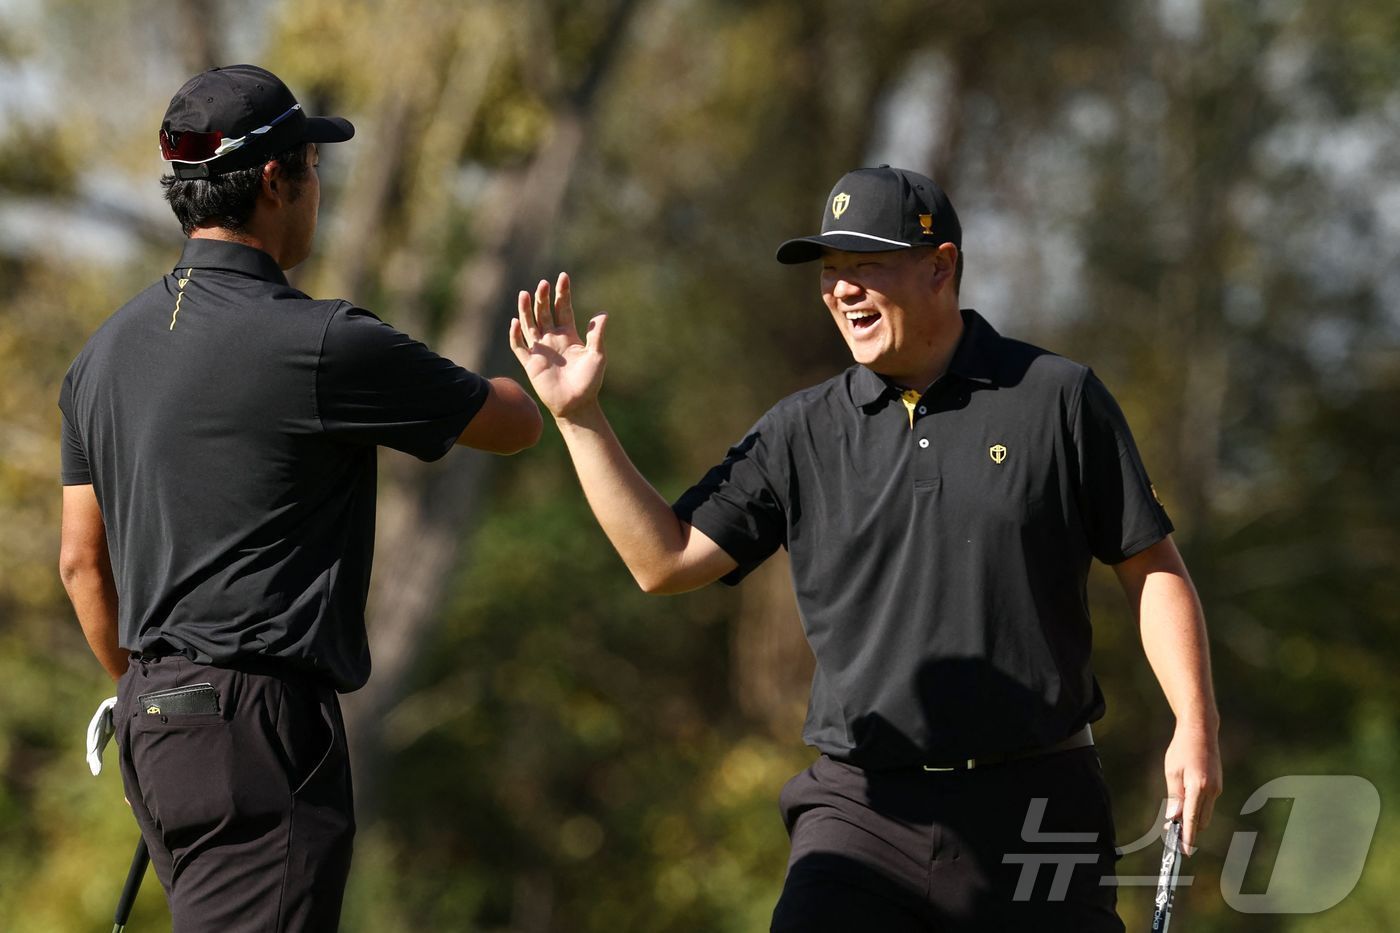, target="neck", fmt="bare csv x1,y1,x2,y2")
189,218,295,269
888,306,965,392
190,226,273,257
